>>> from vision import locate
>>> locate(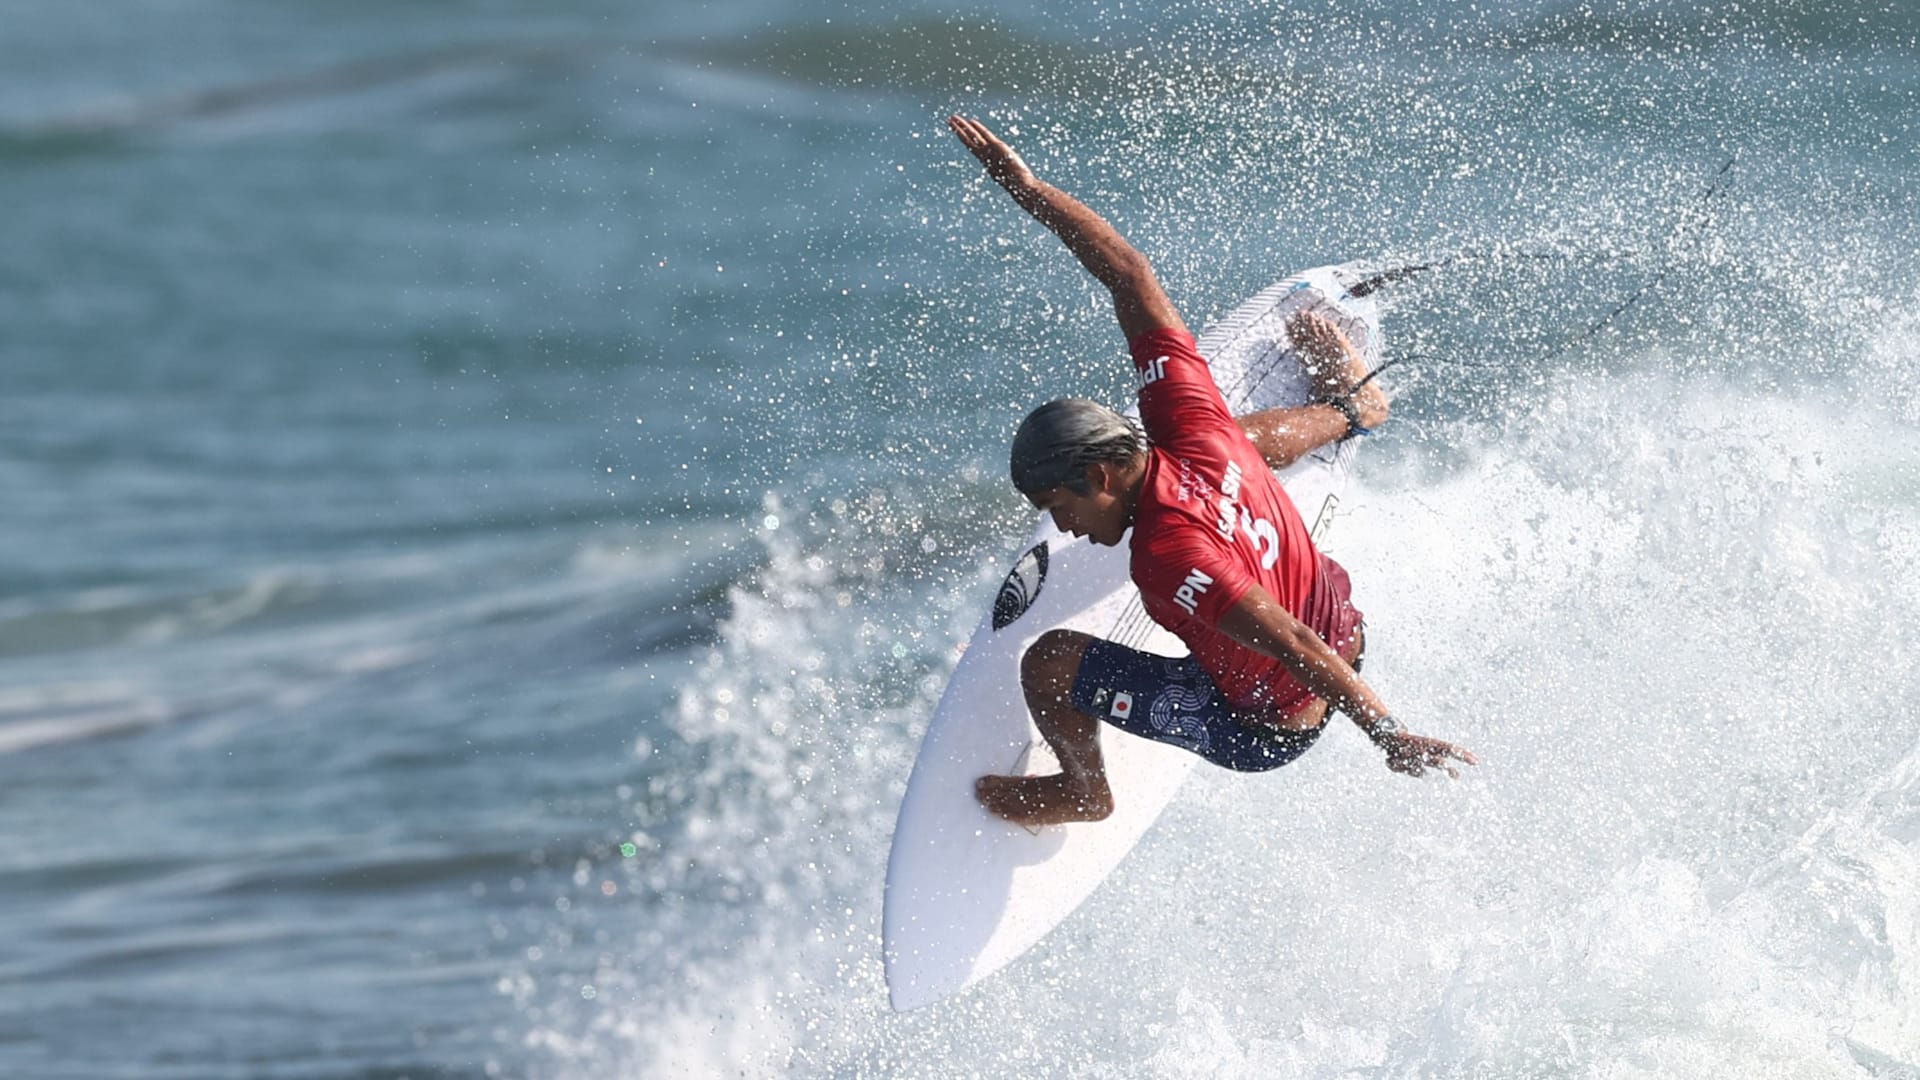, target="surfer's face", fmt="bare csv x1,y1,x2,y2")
1028,467,1130,546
